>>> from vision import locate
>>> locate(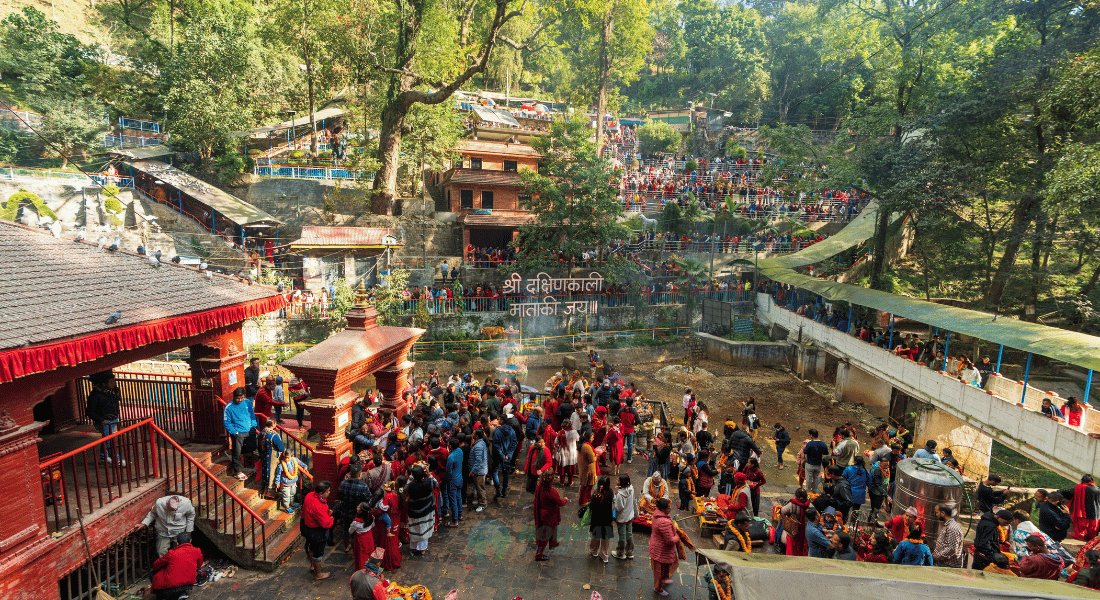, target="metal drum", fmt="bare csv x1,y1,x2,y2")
890,457,963,553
